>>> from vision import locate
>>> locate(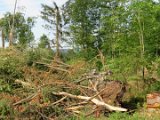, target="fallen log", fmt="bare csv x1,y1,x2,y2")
48,96,67,106
52,59,71,68
147,92,160,110
52,92,127,112
15,79,35,89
